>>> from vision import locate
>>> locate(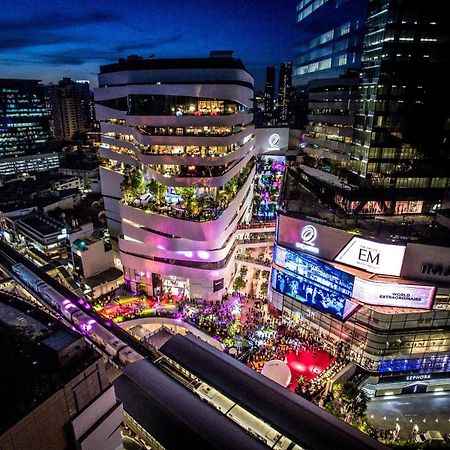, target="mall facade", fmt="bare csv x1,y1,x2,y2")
269,213,450,381
95,54,259,300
